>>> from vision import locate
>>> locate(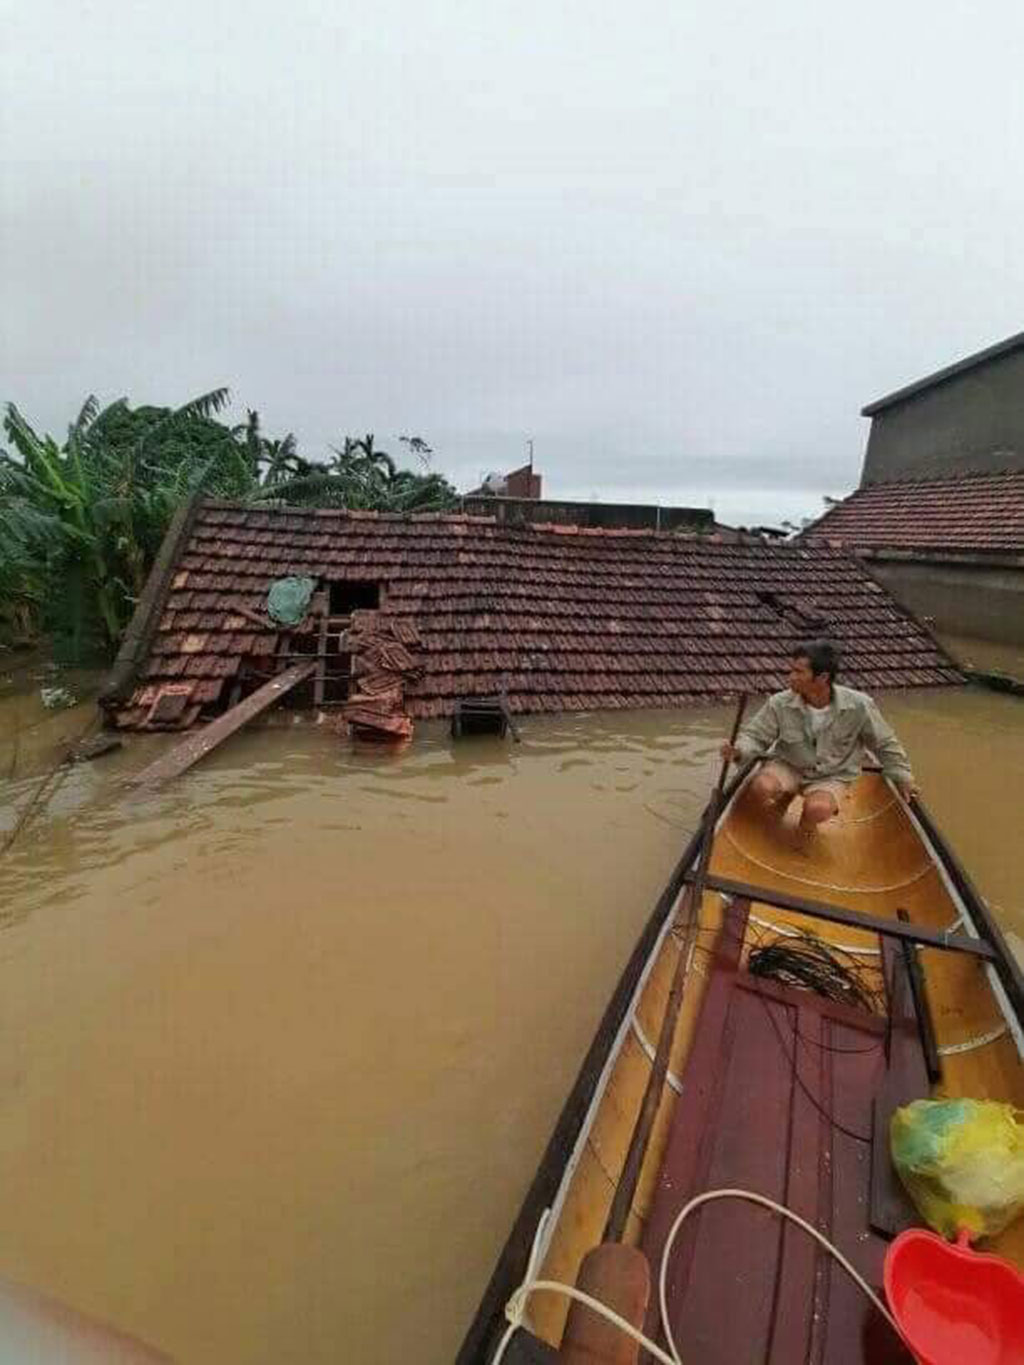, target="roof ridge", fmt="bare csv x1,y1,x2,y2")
862,329,1024,415
199,498,754,543
858,466,1024,489
200,499,501,527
